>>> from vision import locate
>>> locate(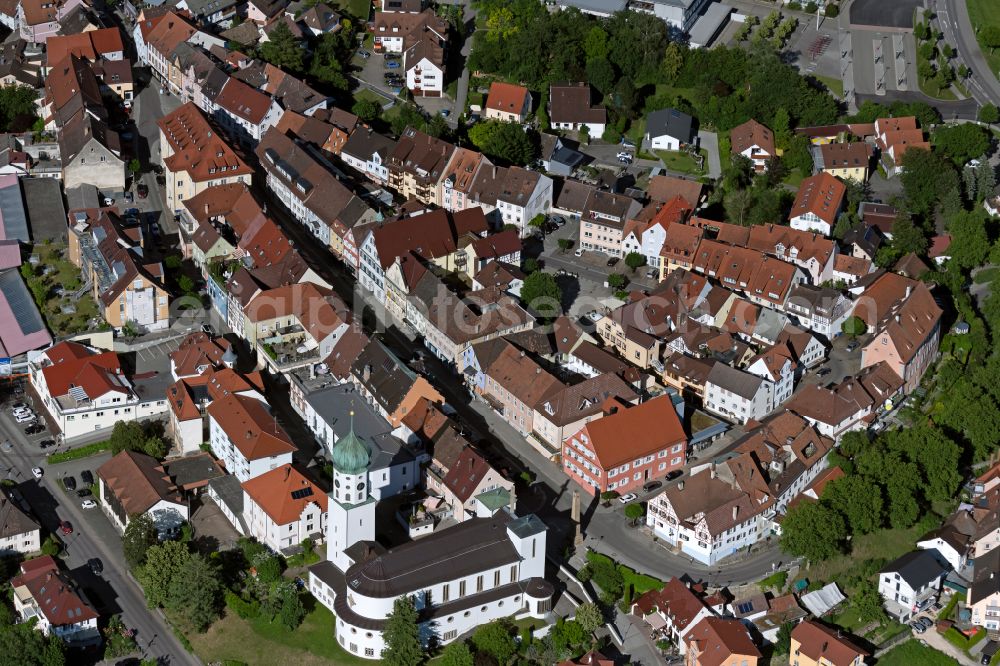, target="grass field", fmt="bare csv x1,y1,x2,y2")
969,0,1000,81
657,149,707,175
26,243,101,337
975,267,1000,284
783,168,807,188
878,640,956,666
813,74,844,98
331,0,370,20
353,88,386,106
189,604,369,666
